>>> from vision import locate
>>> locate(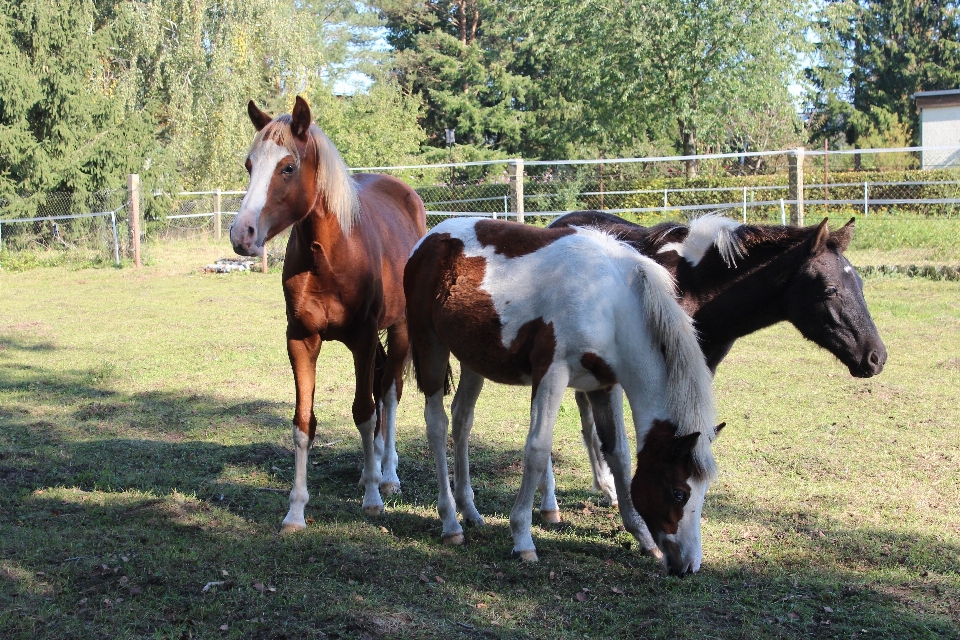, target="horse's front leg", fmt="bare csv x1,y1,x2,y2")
281,333,322,534
586,387,658,554
575,389,618,506
510,364,569,561
351,329,384,515
451,367,485,527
